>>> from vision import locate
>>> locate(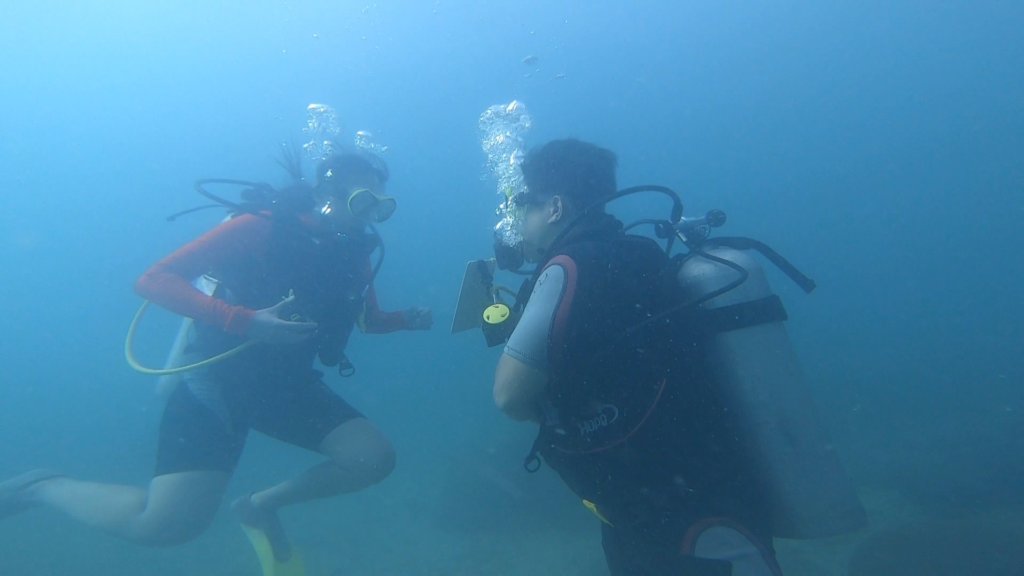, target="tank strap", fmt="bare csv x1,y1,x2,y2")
700,295,788,334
